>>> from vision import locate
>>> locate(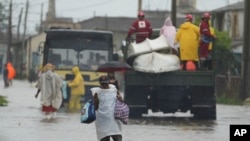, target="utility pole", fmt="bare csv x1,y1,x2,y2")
7,0,12,62
39,3,43,33
17,8,23,41
171,0,177,27
21,0,29,77
138,0,142,12
240,0,250,100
